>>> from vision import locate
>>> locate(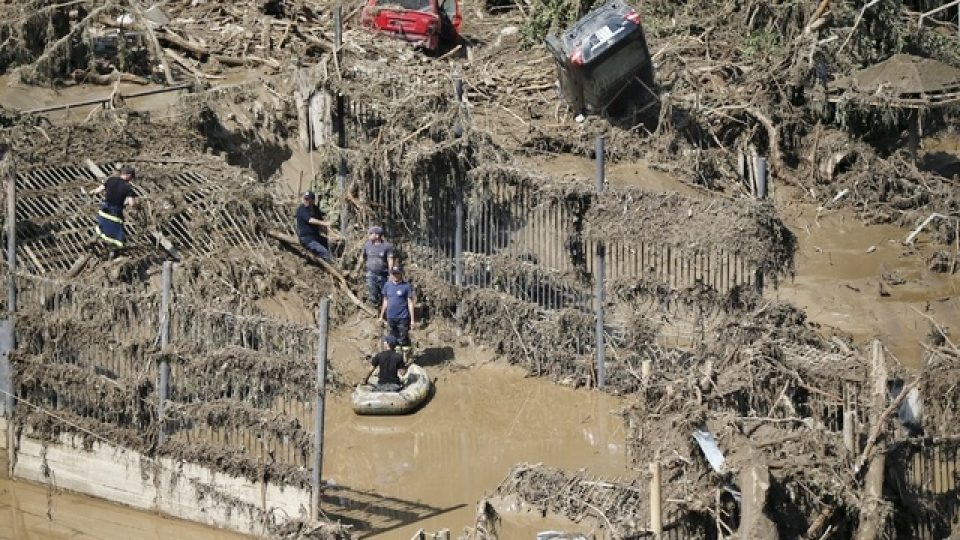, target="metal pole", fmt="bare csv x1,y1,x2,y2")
650,461,663,537
2,151,16,418
158,261,172,446
311,298,330,521
2,151,15,475
334,6,343,53
594,135,606,388
336,93,348,239
453,76,465,333
756,156,768,199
